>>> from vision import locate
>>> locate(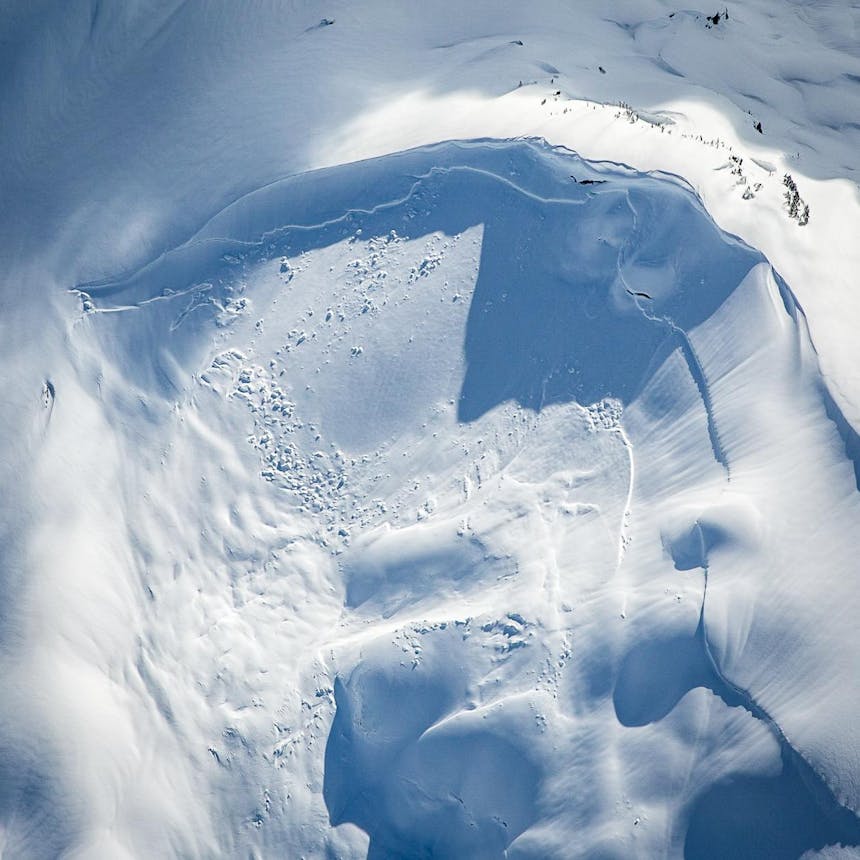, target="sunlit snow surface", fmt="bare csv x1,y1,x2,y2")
2,4,860,860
